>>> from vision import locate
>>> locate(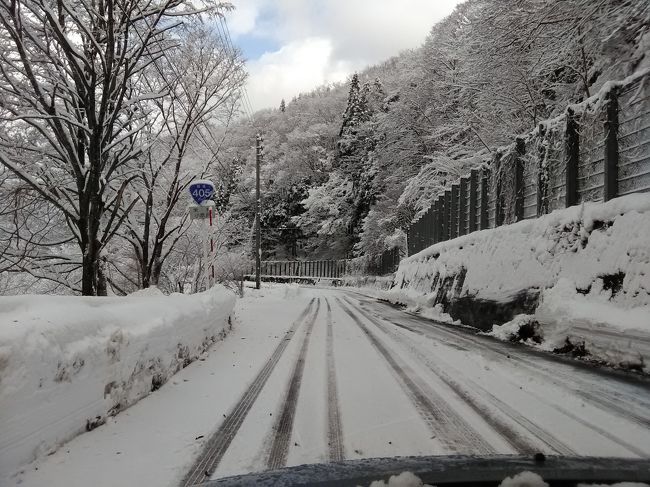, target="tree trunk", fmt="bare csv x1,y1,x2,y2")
150,258,163,287
81,241,99,295
97,257,108,296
